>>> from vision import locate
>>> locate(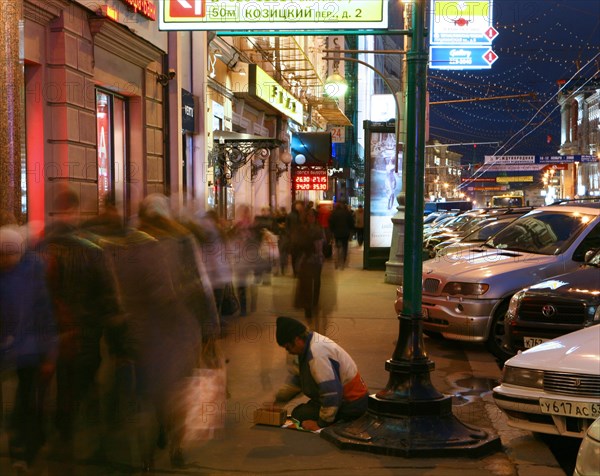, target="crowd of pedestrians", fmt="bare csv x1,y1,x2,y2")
0,191,364,474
